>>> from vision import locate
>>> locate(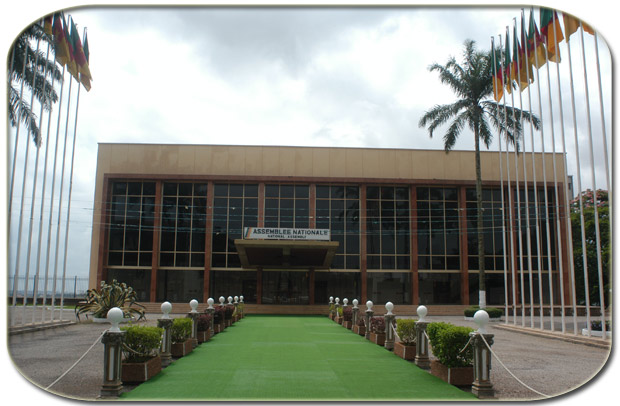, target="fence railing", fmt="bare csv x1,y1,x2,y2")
8,275,89,301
